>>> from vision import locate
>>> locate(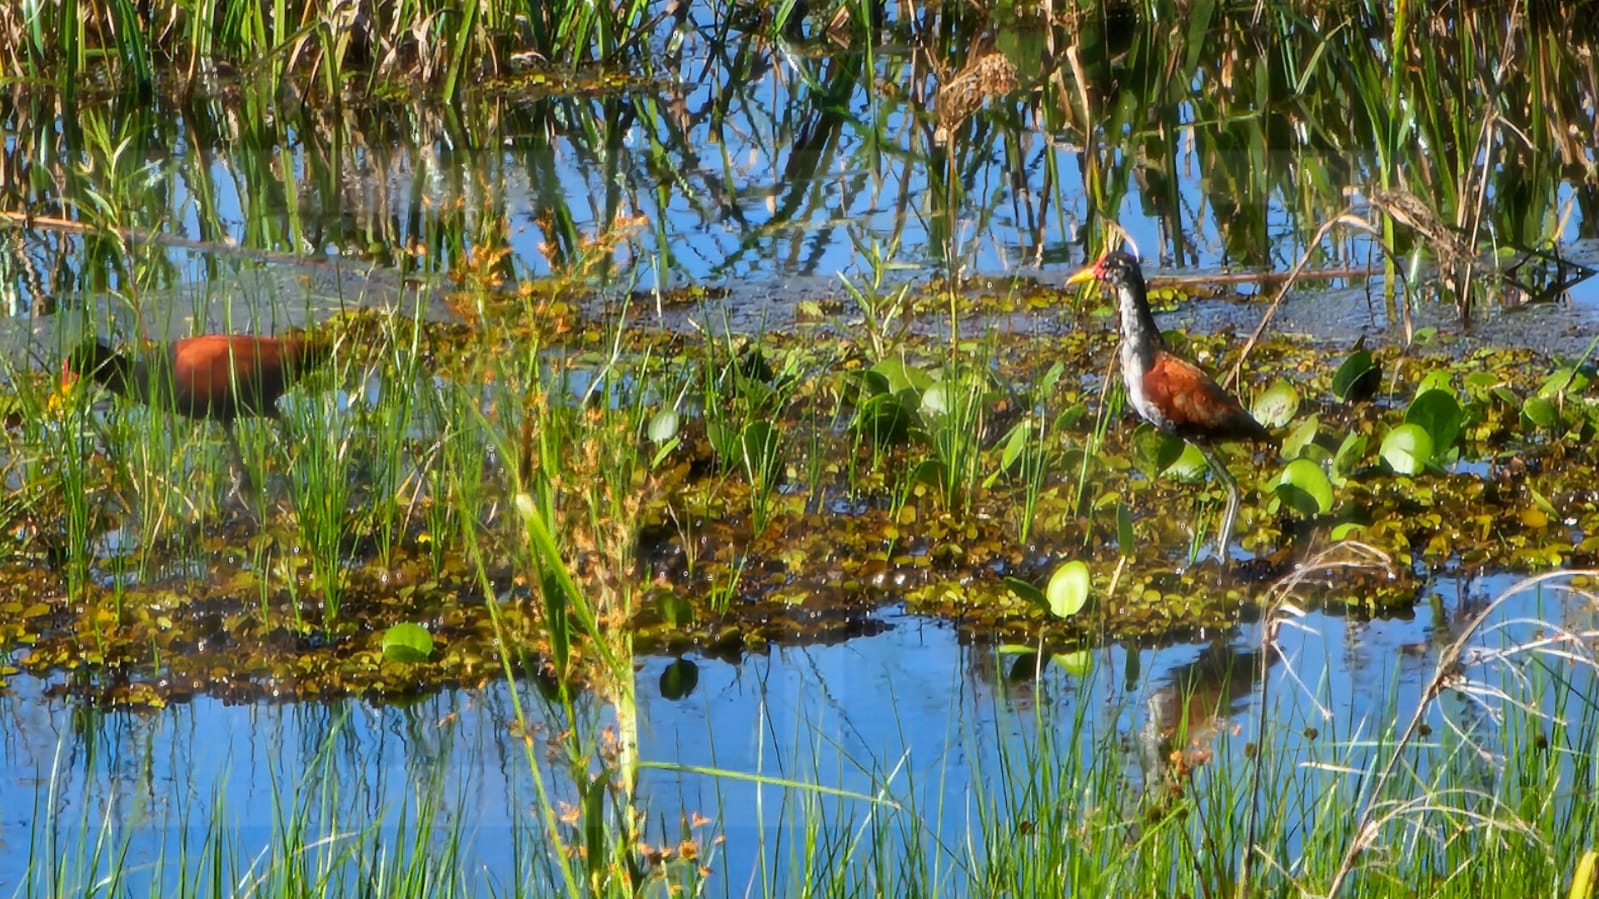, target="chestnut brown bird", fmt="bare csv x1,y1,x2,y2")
1068,250,1276,561
63,332,331,505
